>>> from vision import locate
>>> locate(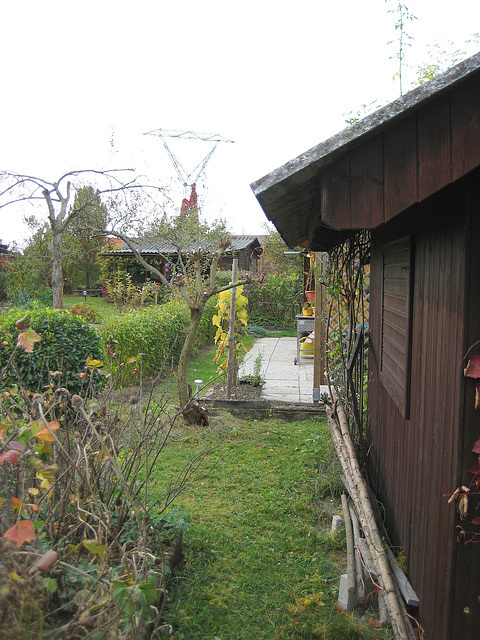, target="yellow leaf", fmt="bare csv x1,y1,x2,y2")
27,487,39,496
39,478,52,491
17,329,41,353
